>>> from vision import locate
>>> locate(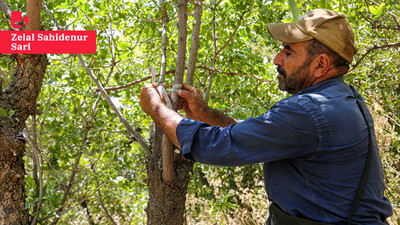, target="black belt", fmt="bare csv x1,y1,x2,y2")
266,203,331,225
